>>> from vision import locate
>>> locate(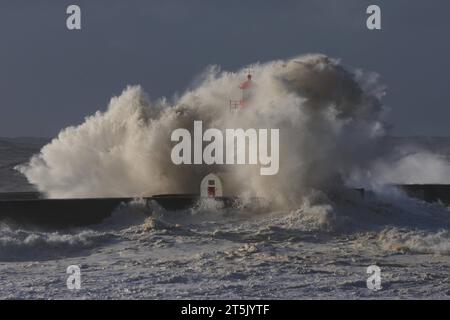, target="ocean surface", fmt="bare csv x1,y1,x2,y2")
0,137,450,299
